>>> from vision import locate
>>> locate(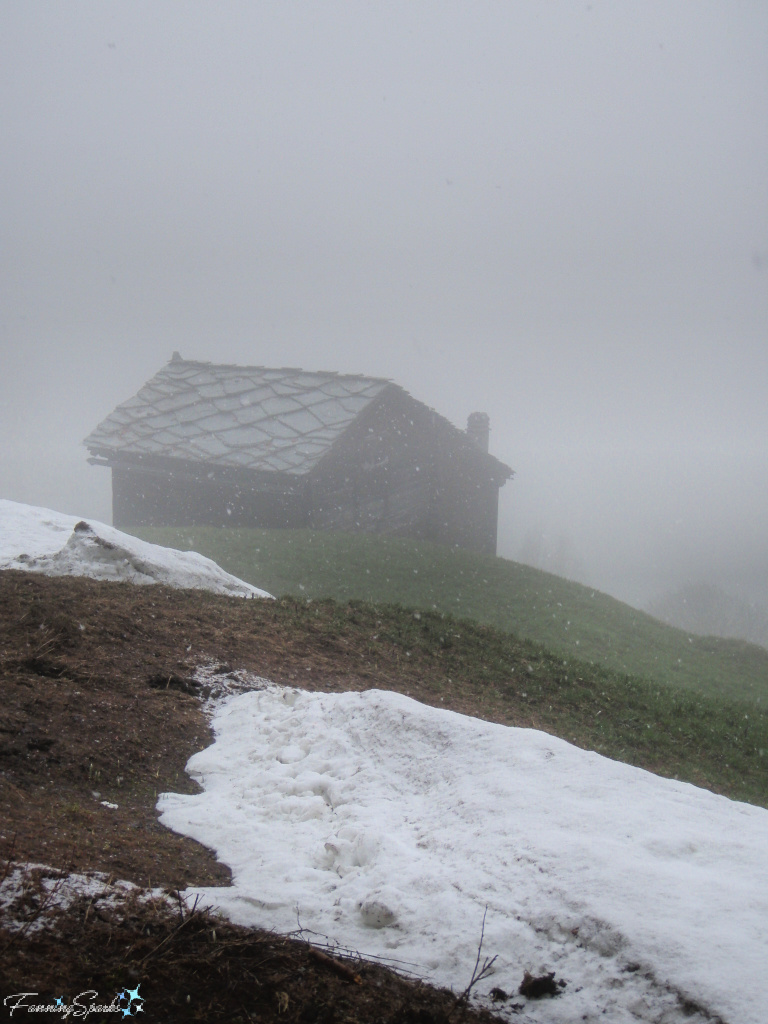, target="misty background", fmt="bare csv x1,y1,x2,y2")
1,3,766,636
